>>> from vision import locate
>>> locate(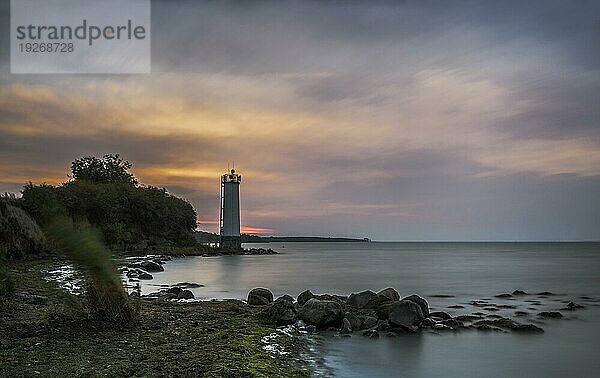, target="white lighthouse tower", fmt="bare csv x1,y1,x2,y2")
219,167,242,249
